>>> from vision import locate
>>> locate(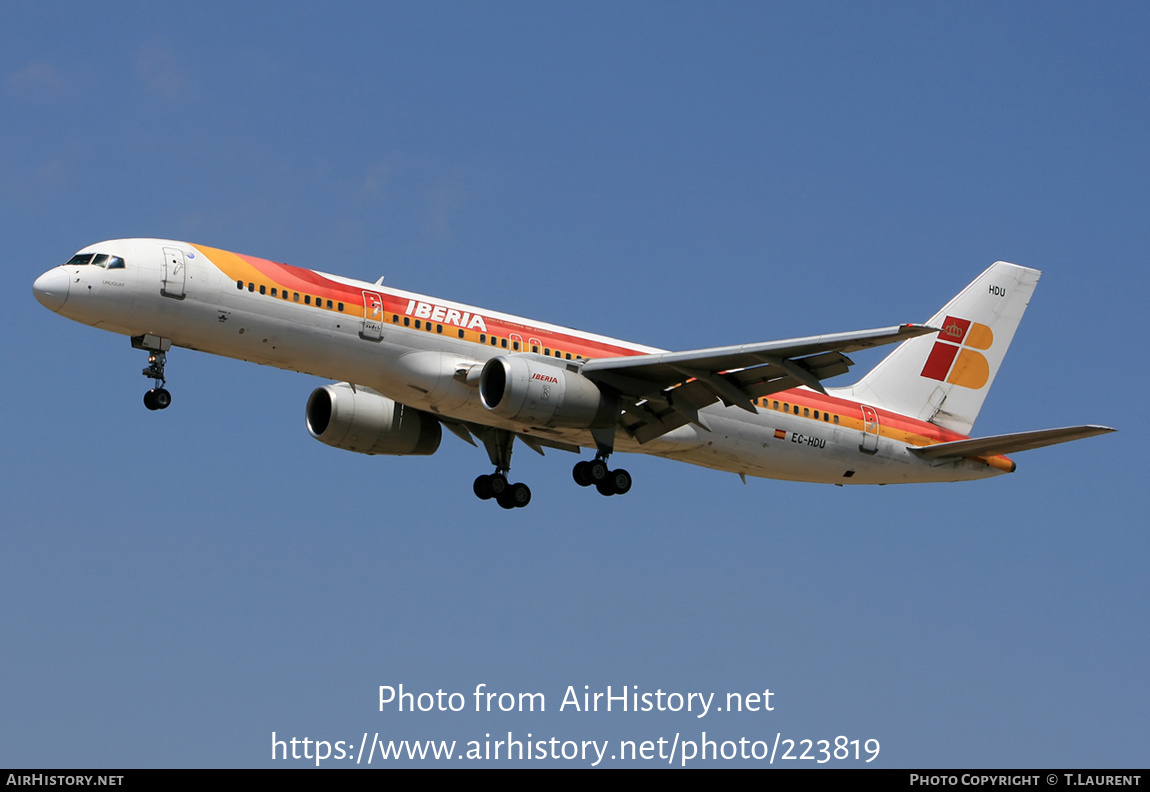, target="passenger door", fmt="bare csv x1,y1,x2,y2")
361,291,384,341
860,405,880,454
161,246,186,300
